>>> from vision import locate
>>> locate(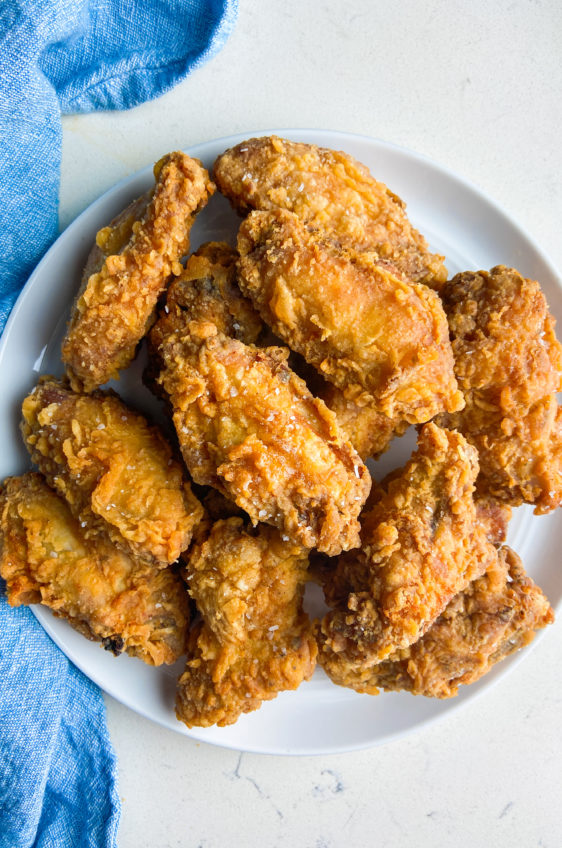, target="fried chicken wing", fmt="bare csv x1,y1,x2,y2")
312,380,408,460
214,135,447,287
62,152,214,391
437,266,562,513
148,243,371,556
176,517,316,727
365,546,553,697
22,378,203,567
0,473,189,665
237,210,463,424
165,241,264,344
316,423,502,688
287,351,406,460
